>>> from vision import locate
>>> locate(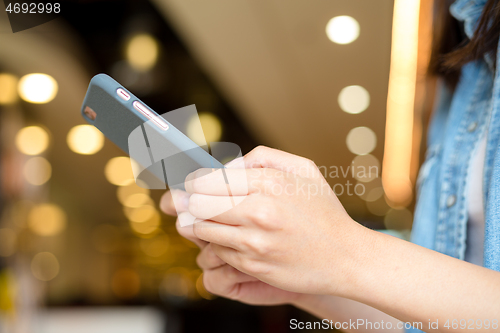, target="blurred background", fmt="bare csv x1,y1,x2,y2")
0,0,435,332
